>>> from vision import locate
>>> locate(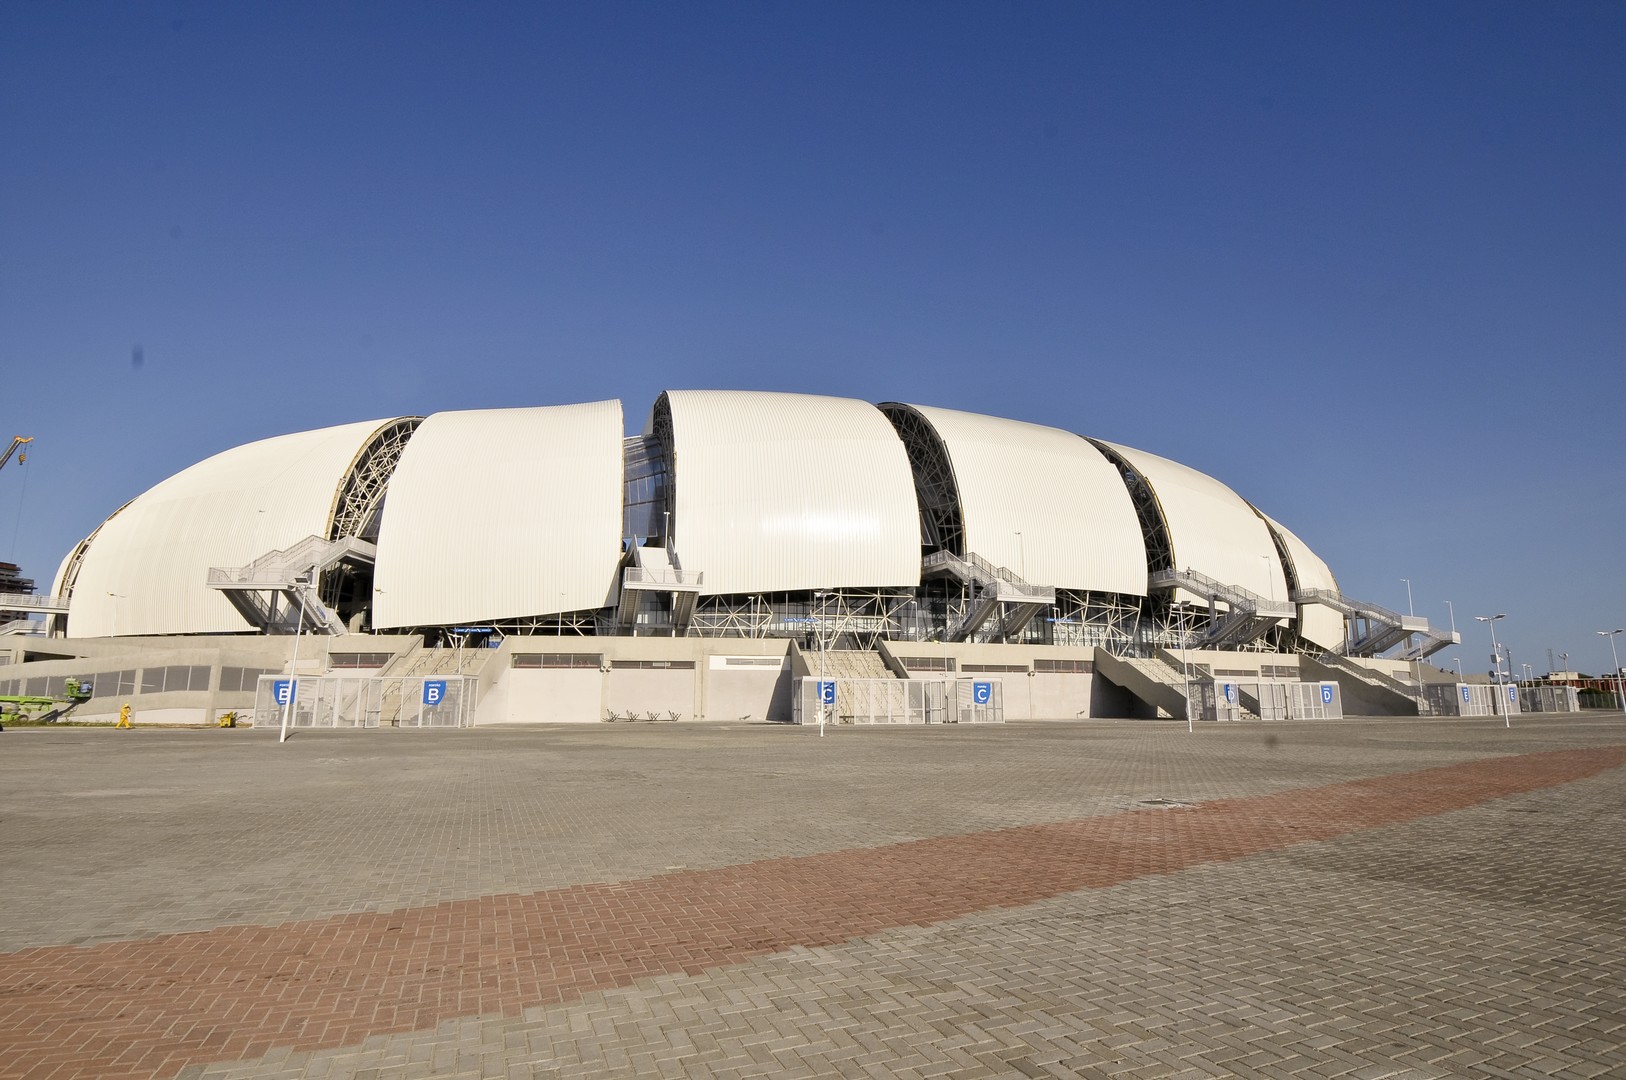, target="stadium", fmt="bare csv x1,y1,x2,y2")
4,389,1518,728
